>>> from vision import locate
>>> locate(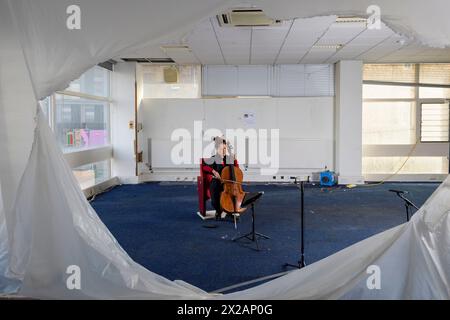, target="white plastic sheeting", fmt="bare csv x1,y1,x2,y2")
226,182,450,299
1,0,450,299
8,111,211,299
0,183,18,293
7,0,232,100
